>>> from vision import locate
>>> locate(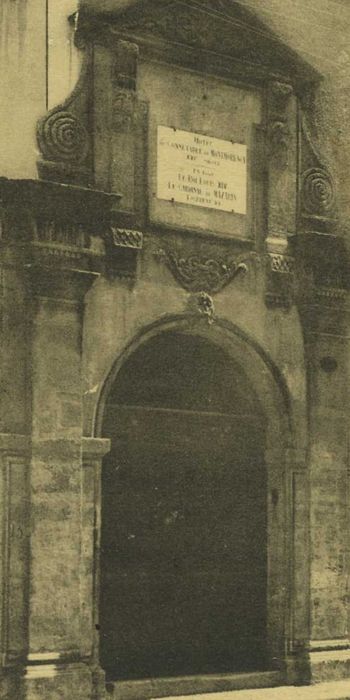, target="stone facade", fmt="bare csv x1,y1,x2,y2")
0,2,350,699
